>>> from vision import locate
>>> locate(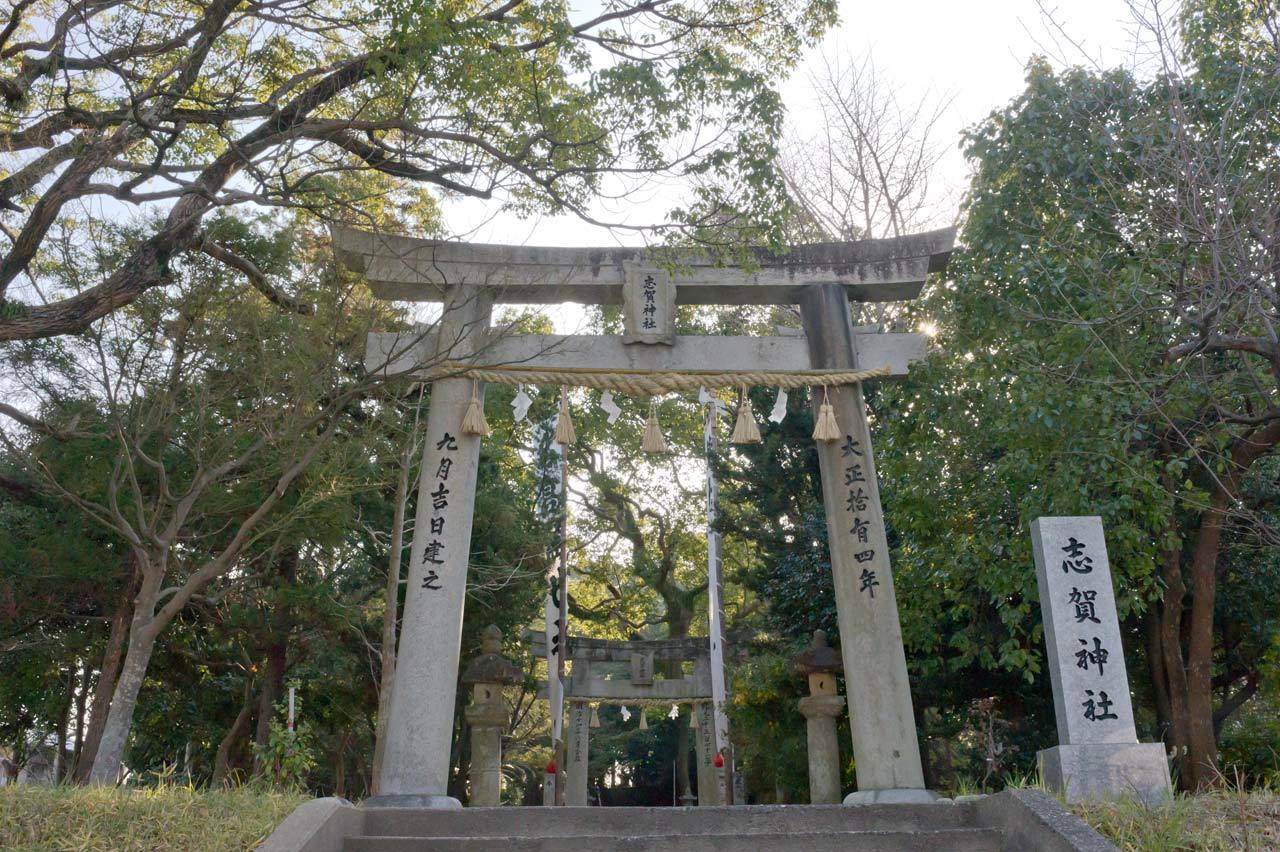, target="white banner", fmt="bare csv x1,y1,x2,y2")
704,399,731,754
534,418,567,742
